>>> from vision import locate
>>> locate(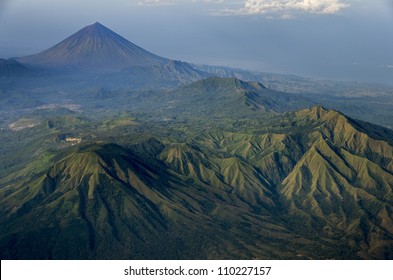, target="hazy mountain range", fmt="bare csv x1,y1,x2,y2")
1,22,392,128
0,23,392,259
